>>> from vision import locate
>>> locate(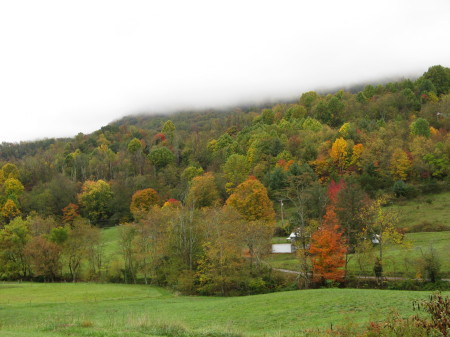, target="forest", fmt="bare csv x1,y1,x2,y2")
0,65,449,296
